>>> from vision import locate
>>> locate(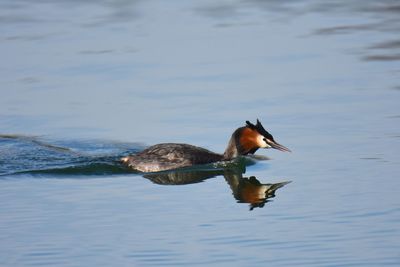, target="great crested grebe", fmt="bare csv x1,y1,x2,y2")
121,119,290,172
